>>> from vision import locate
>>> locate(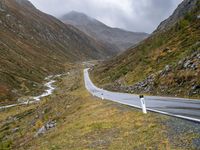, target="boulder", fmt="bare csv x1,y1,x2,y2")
35,120,57,137
12,127,19,133
35,126,46,137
